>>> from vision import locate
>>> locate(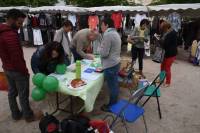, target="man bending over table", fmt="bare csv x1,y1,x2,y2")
70,28,98,61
